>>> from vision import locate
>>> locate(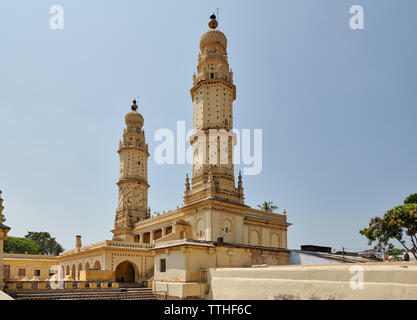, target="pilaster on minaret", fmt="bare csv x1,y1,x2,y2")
184,14,244,206
112,100,150,242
